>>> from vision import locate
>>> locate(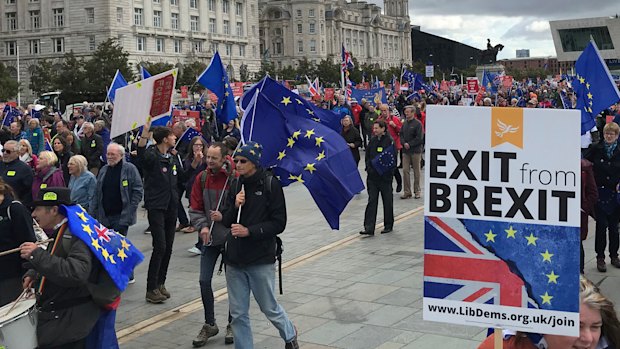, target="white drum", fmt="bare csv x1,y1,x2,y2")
0,299,37,349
